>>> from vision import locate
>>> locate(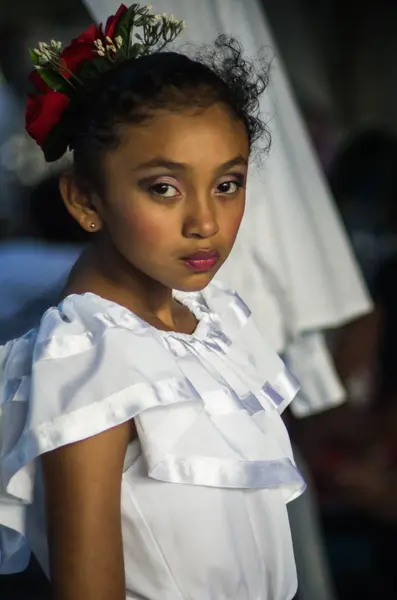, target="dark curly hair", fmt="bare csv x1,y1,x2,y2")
67,36,270,194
